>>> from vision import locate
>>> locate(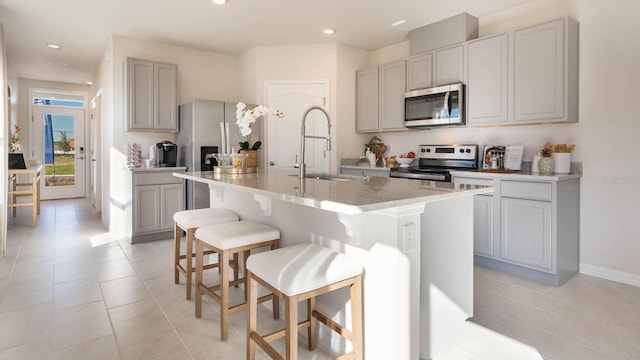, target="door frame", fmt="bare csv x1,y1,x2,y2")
90,90,102,213
28,87,89,200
